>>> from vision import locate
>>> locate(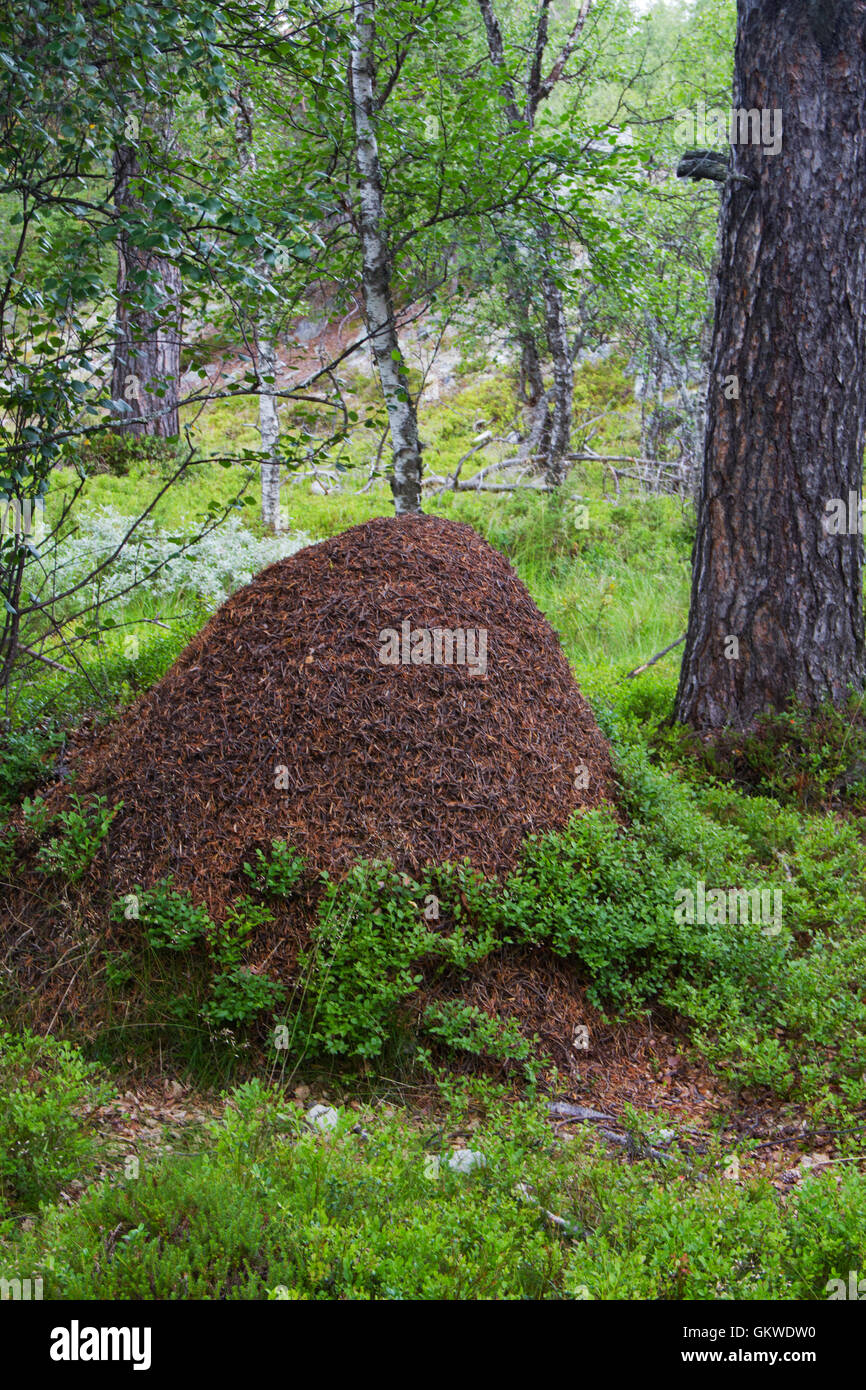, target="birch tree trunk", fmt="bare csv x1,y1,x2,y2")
349,0,422,514
257,336,282,531
478,0,580,489
111,115,182,438
675,0,866,729
540,255,573,486
234,86,282,533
